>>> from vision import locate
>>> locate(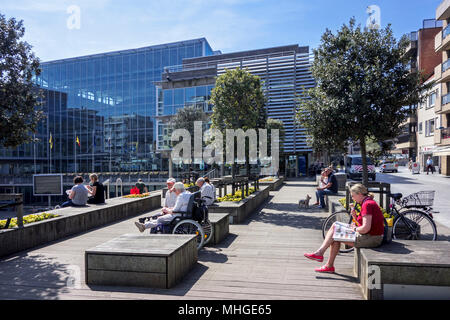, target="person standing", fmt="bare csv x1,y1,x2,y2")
426,156,434,175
